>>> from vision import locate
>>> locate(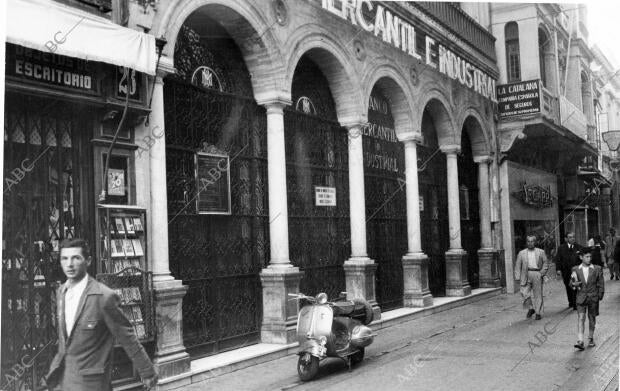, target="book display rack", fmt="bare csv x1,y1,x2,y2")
96,205,153,342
